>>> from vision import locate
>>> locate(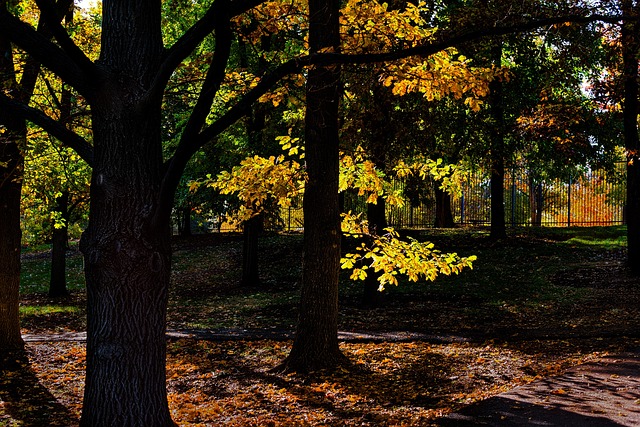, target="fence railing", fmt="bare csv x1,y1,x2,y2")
198,164,626,233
